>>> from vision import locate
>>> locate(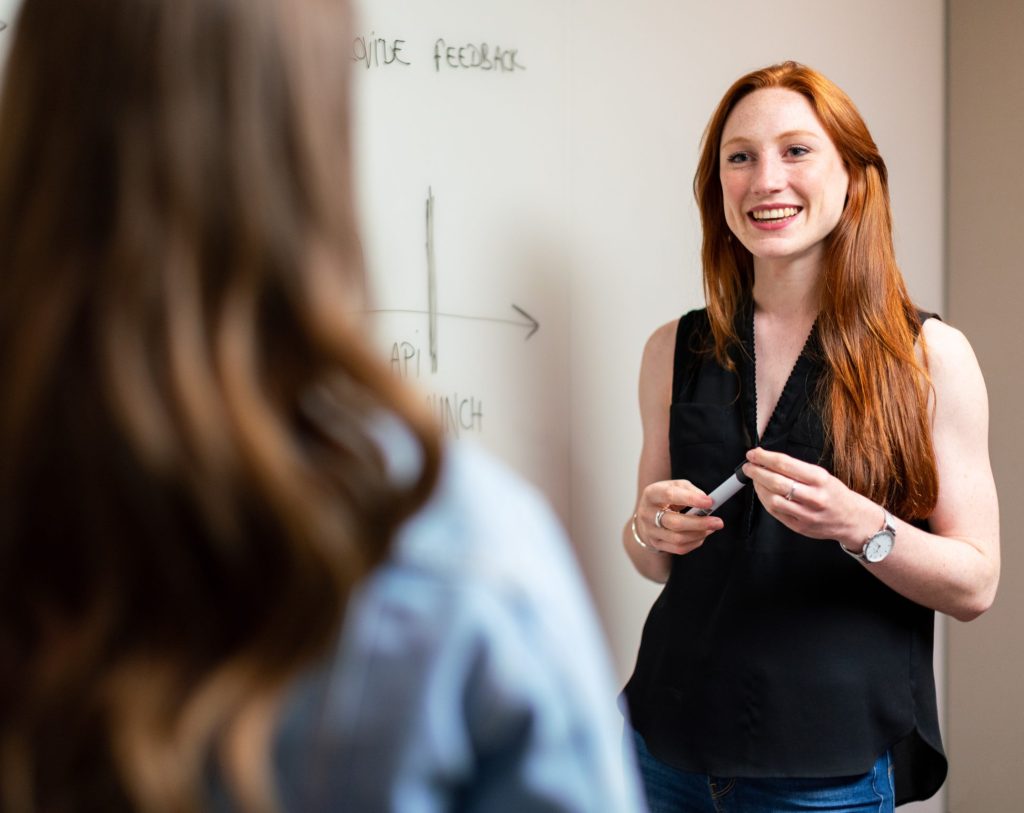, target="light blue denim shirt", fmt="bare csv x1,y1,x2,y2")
264,440,647,812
